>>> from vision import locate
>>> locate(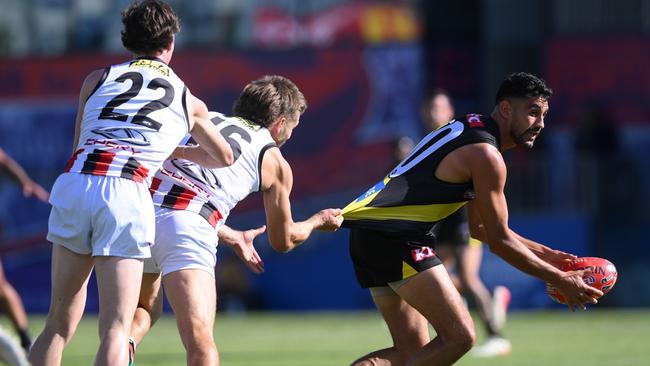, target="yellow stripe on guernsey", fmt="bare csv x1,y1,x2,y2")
402,261,418,279
343,201,466,223
342,175,466,223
